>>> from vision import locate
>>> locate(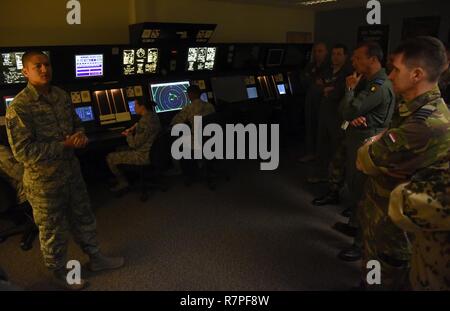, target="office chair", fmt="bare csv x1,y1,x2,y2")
118,130,171,202
0,177,38,251
196,111,231,191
